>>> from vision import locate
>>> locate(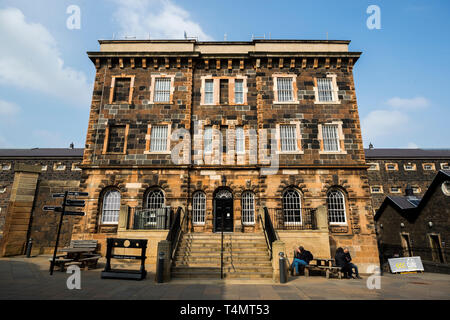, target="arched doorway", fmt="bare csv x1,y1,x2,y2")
213,188,233,232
